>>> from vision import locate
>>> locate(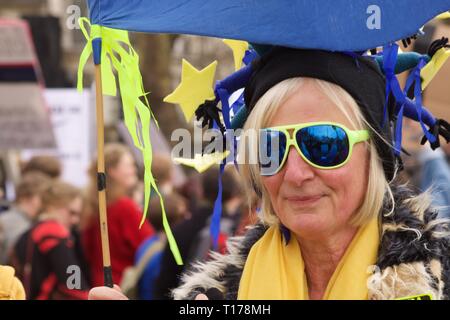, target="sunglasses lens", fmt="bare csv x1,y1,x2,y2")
296,125,349,167
259,130,287,175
